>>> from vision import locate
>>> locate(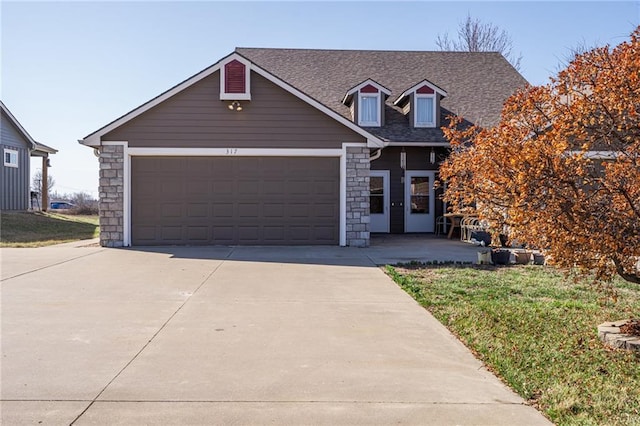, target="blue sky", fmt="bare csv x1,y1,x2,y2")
2,1,638,198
